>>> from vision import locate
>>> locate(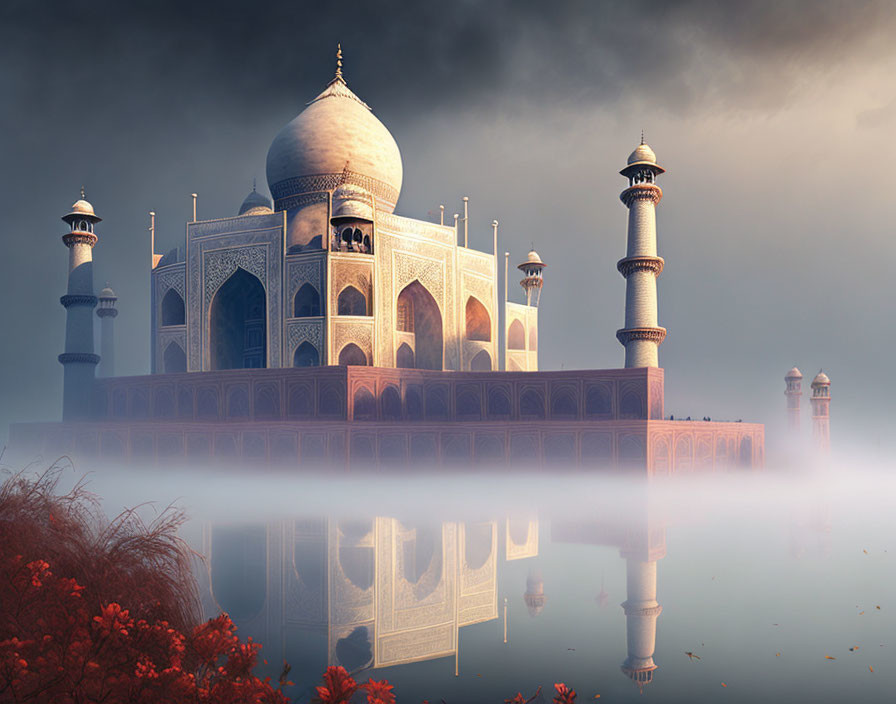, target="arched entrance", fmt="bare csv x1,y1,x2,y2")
293,341,319,367
470,349,492,371
396,281,442,370
465,297,490,341
210,268,266,370
339,343,368,366
163,341,187,373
